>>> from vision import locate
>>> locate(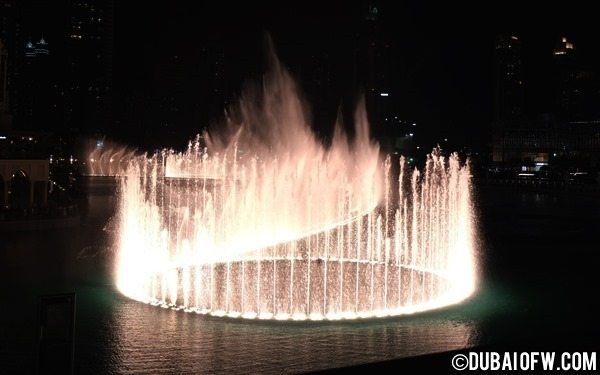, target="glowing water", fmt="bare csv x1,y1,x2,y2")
115,61,477,320
85,140,138,176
